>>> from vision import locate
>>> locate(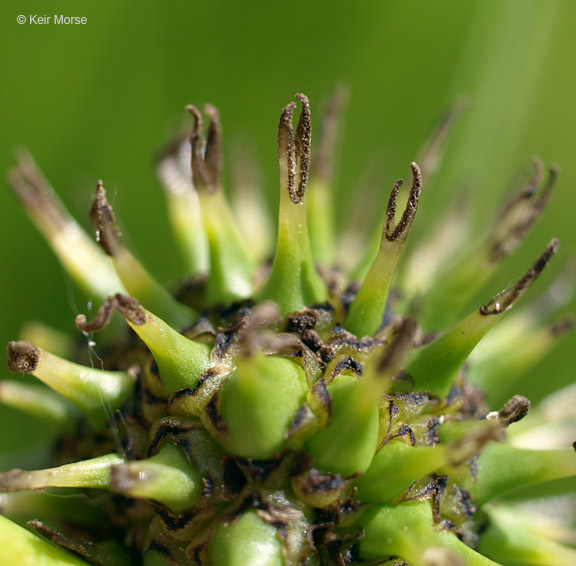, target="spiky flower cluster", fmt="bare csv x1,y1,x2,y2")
1,93,574,566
